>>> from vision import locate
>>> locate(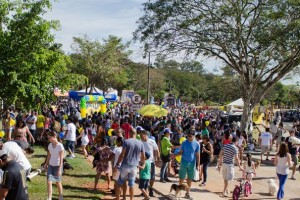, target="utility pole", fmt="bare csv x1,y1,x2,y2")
147,51,150,104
